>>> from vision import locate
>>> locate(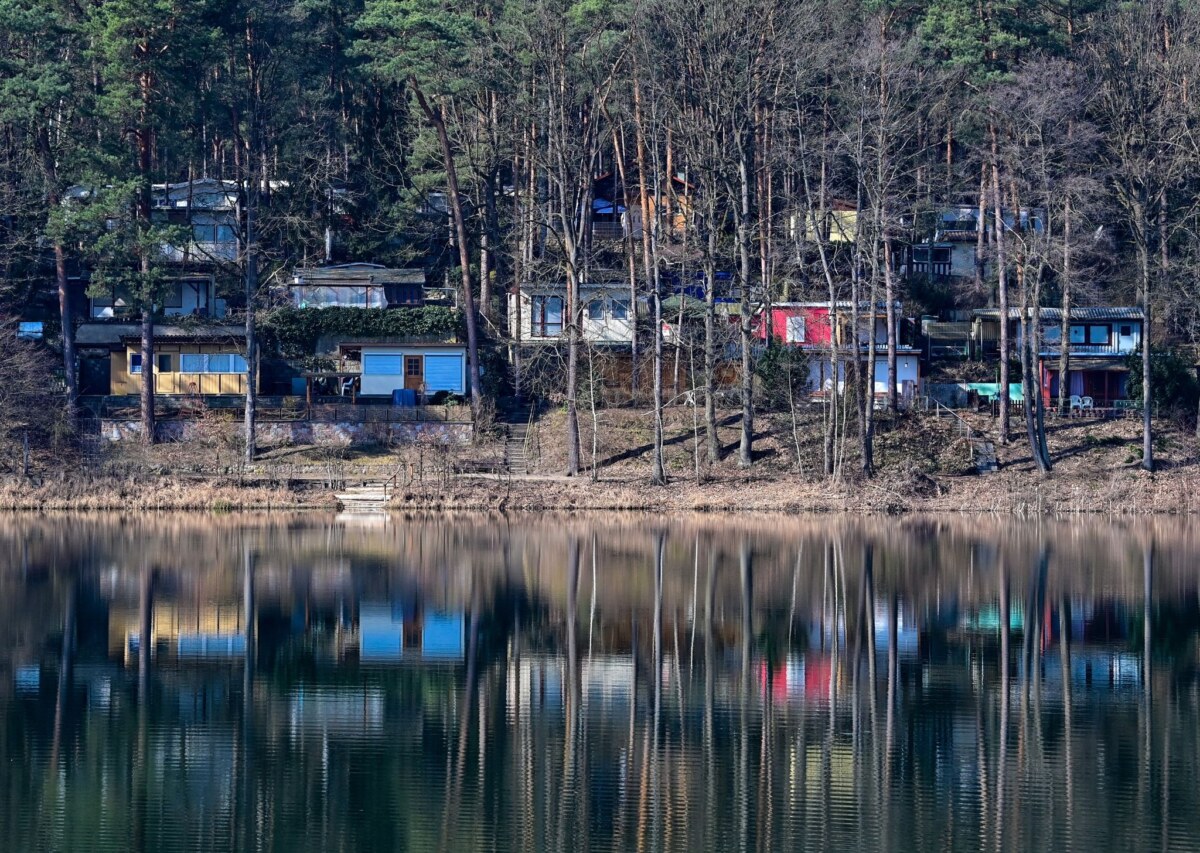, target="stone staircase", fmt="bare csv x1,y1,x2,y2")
970,438,998,474
335,482,393,511
500,397,535,476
